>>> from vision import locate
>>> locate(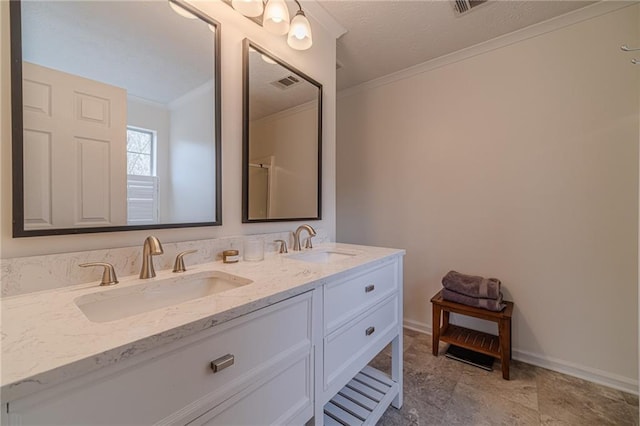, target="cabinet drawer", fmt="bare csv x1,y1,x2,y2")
324,295,398,392
324,262,397,334
8,292,312,426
